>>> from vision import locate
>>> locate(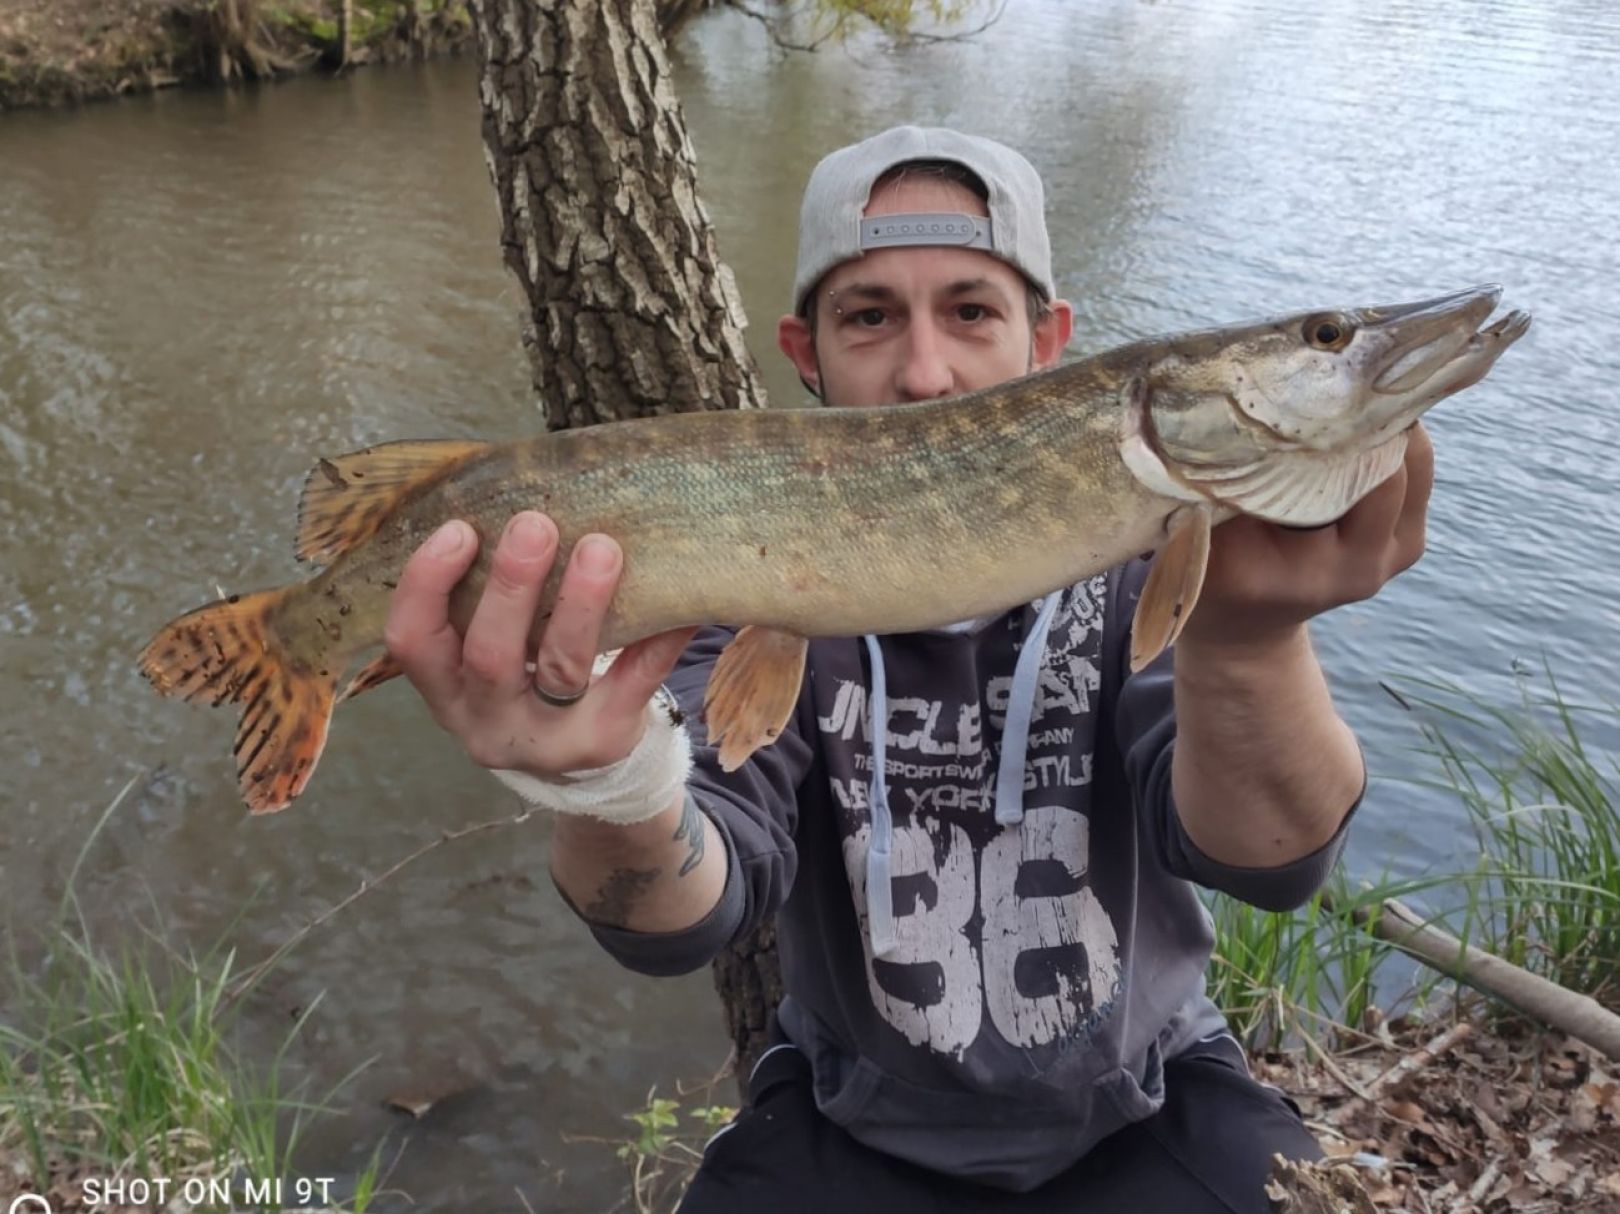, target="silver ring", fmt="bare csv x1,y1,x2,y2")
532,680,588,708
